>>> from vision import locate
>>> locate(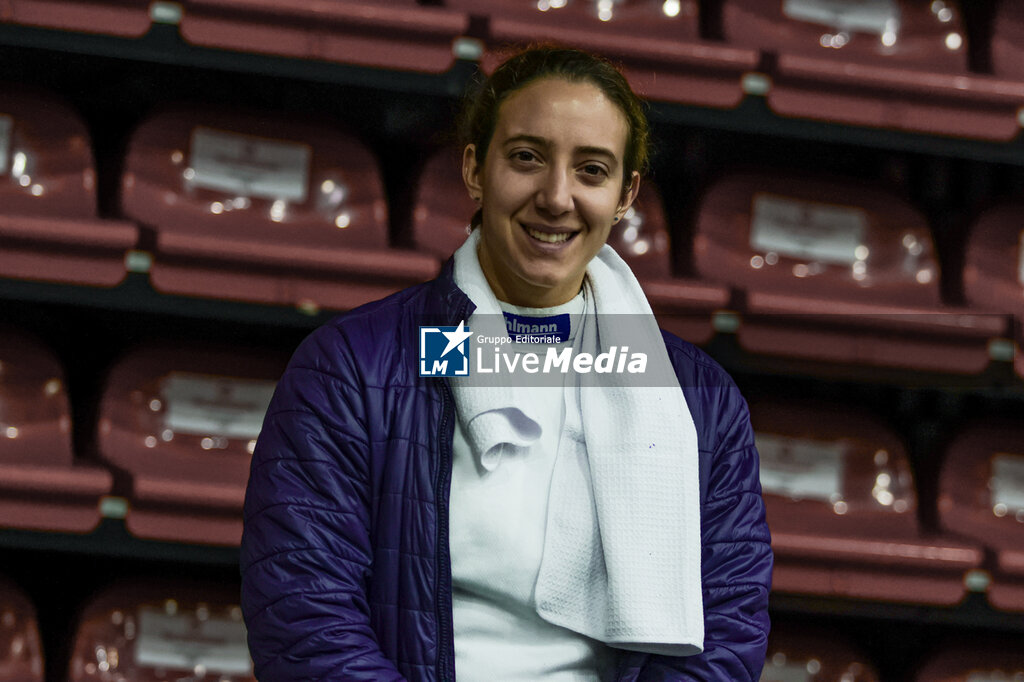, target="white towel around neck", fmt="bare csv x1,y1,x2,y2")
450,228,704,655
